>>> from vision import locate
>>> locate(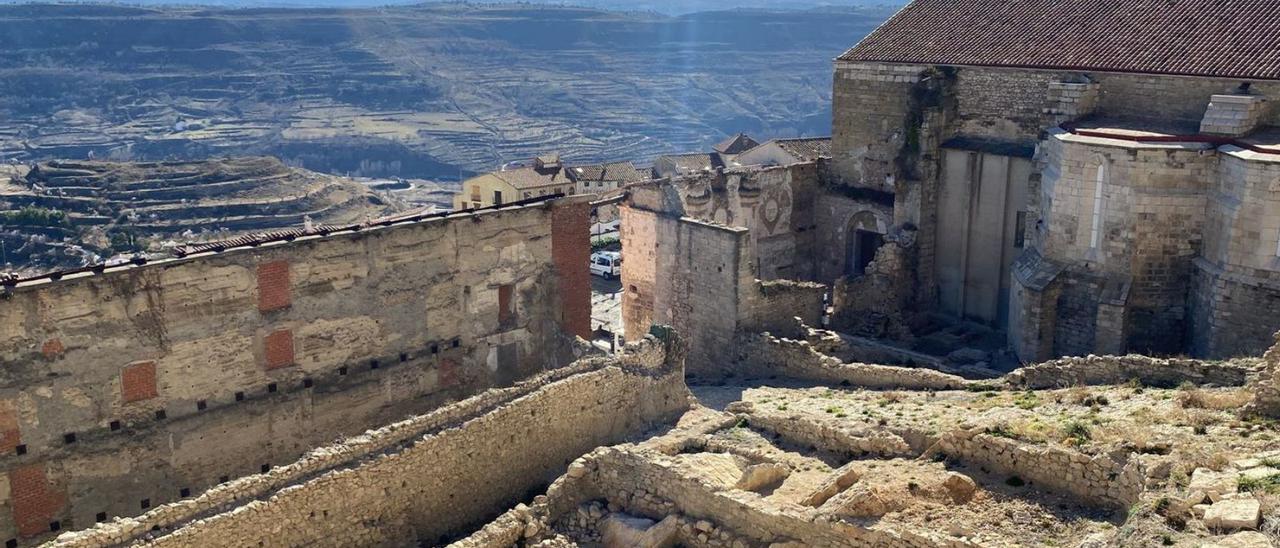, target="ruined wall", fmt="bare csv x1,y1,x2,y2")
621,194,754,377
666,164,820,282
50,333,690,548
932,430,1143,510
576,448,961,548
1006,354,1254,390
830,237,913,340
733,333,971,390
742,280,826,339
0,197,591,544
1246,333,1280,419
